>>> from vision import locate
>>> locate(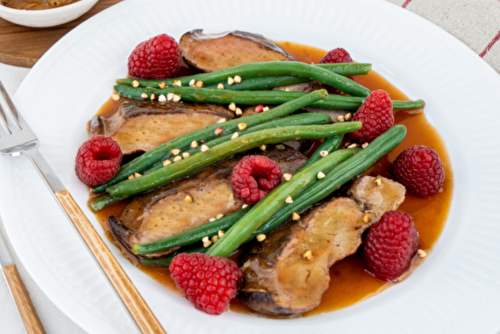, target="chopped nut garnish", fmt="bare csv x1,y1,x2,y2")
215,127,223,136
363,214,371,223
260,145,267,151
242,204,248,209
292,212,300,220
201,144,209,152
238,123,247,130
218,118,226,123
227,77,235,85
158,94,167,103
317,171,326,179
362,142,369,149
285,196,293,204
344,142,351,147
195,80,204,88
337,115,345,122
209,218,216,222
374,178,382,186
256,234,266,242
185,195,193,203
159,82,166,89
347,143,358,149
229,193,234,201
134,173,142,178
235,107,243,116
283,173,292,181
112,93,120,101
439,188,444,193
229,102,236,111
285,88,290,91
167,93,175,101
418,249,427,258
263,106,270,112
345,113,352,121
202,237,212,248
163,160,172,166
231,132,239,140
189,79,196,87
171,148,181,156
320,151,329,157
216,213,224,220
173,80,182,87
128,174,135,180
234,75,242,83
172,94,181,102
217,83,224,89
303,250,313,260
276,144,286,150
182,152,190,159
173,156,182,162
132,80,139,88
211,235,219,243
141,93,148,99
150,93,156,101
218,230,225,238
190,141,198,148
